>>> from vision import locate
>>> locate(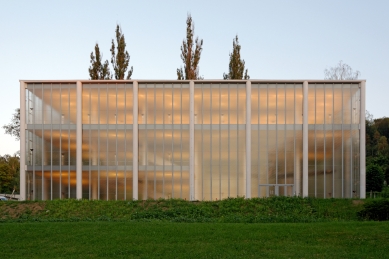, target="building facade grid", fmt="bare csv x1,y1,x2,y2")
19,80,366,200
